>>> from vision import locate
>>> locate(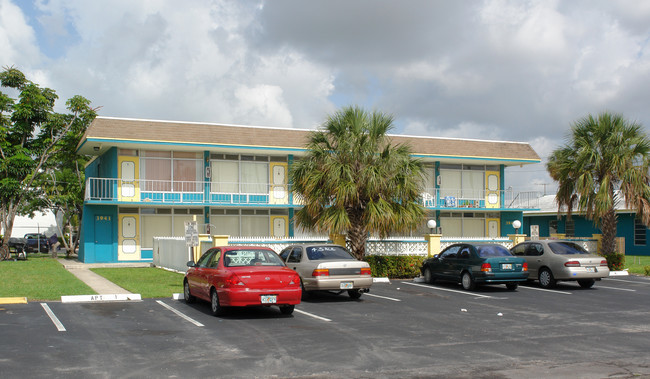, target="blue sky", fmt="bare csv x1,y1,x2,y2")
2,0,650,193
